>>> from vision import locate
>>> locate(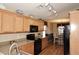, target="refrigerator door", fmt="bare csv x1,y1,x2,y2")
63,25,70,55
